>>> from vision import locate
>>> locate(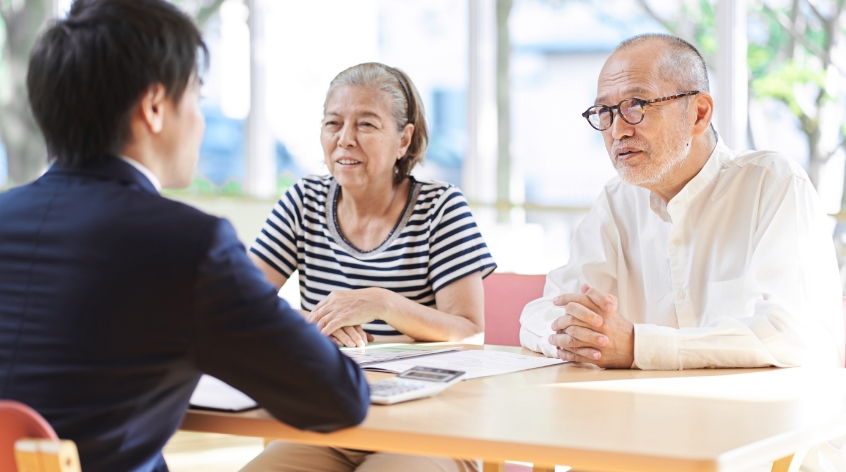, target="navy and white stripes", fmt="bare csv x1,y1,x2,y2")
250,175,496,340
